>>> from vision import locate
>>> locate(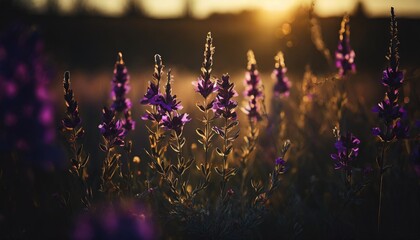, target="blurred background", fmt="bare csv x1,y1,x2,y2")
1,0,420,238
